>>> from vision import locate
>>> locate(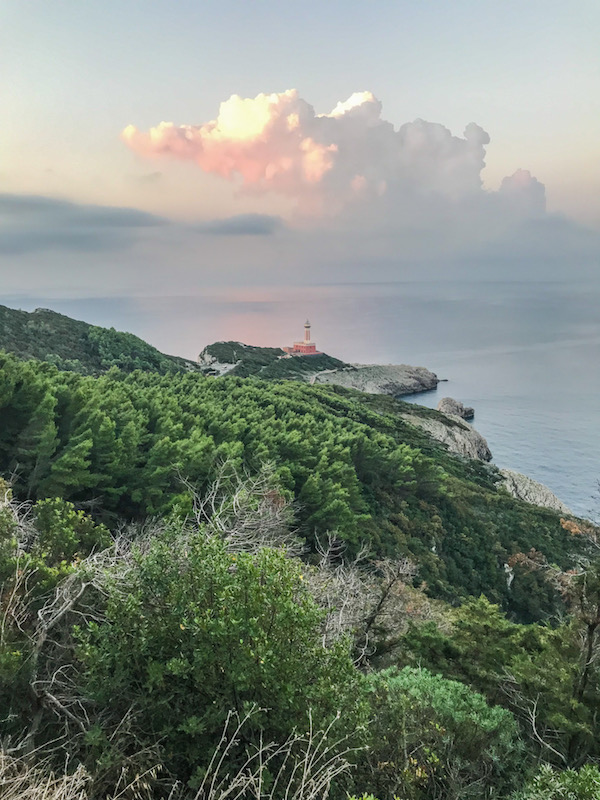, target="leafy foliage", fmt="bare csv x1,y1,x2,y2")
0,487,110,746
399,596,600,768
358,666,524,800
1,310,598,799
0,474,596,799
75,532,366,785
515,763,600,799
